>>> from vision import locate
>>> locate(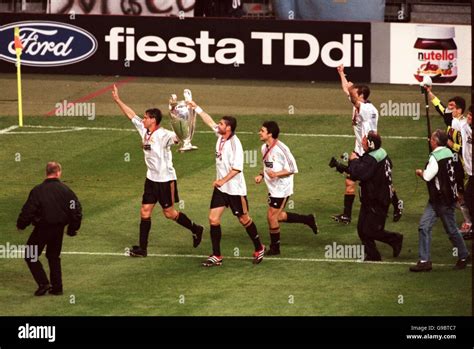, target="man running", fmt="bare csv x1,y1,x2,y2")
112,85,203,257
